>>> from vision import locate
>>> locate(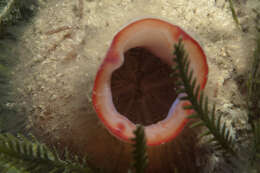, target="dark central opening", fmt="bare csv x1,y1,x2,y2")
111,47,178,125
